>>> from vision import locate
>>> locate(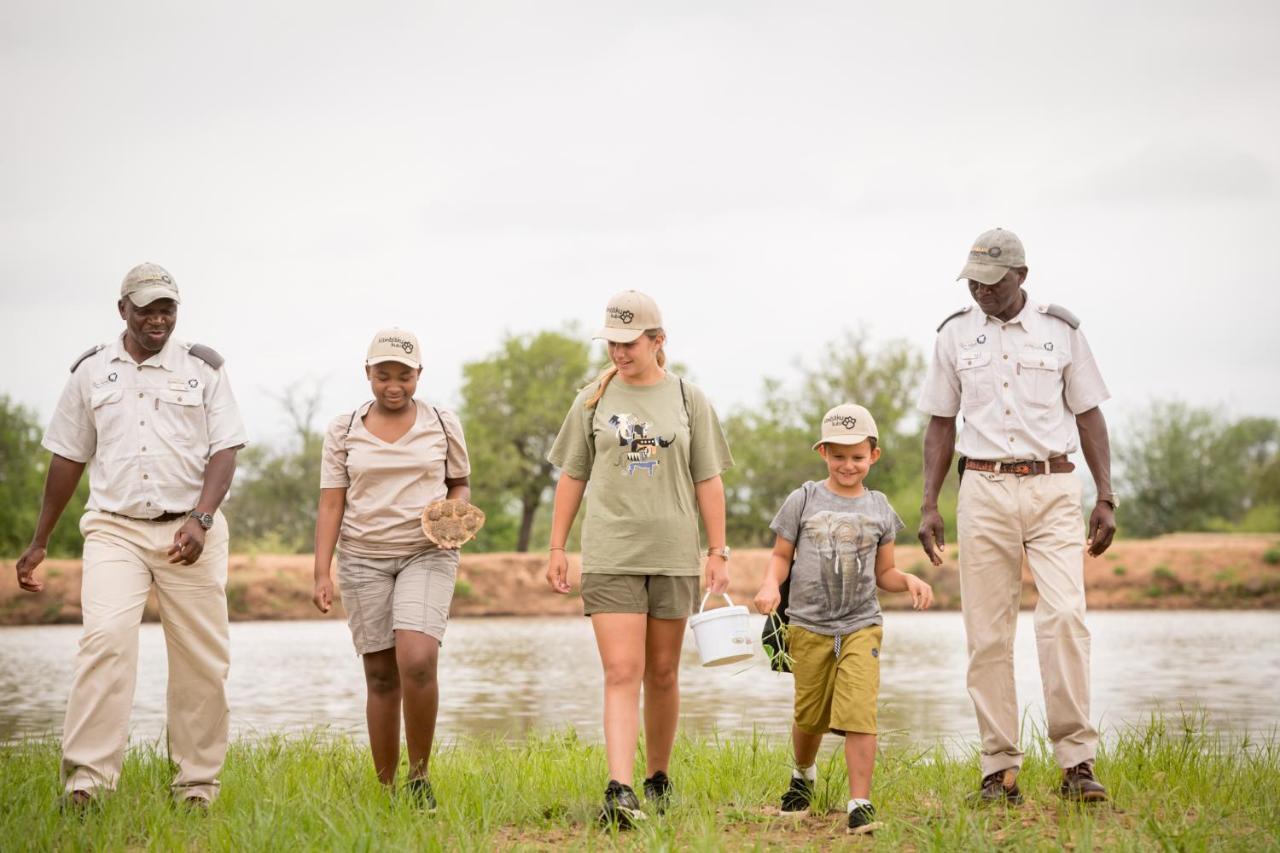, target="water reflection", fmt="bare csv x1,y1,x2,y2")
2,612,1277,747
